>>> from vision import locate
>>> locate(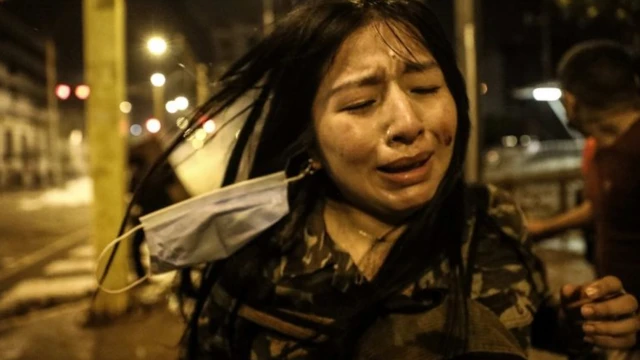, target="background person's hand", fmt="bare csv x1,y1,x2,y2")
561,276,640,349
